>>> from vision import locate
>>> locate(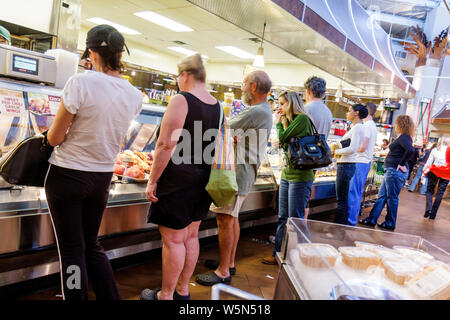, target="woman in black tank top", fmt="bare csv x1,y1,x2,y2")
141,54,221,300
